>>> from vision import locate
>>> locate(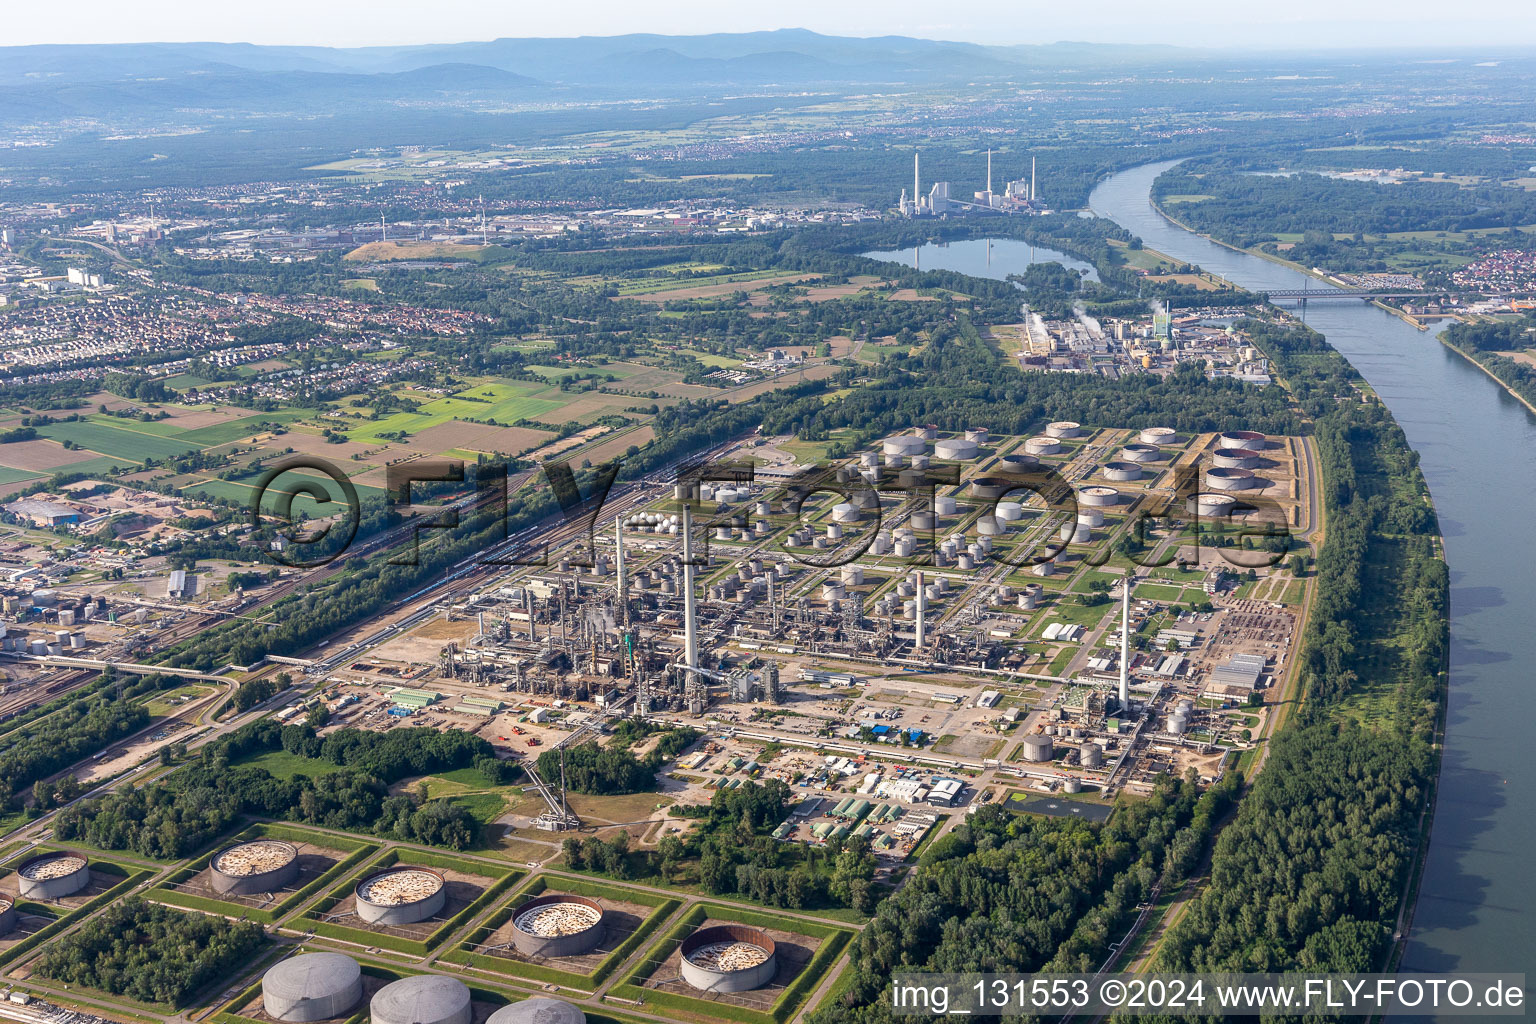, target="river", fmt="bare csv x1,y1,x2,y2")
1090,161,1532,985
